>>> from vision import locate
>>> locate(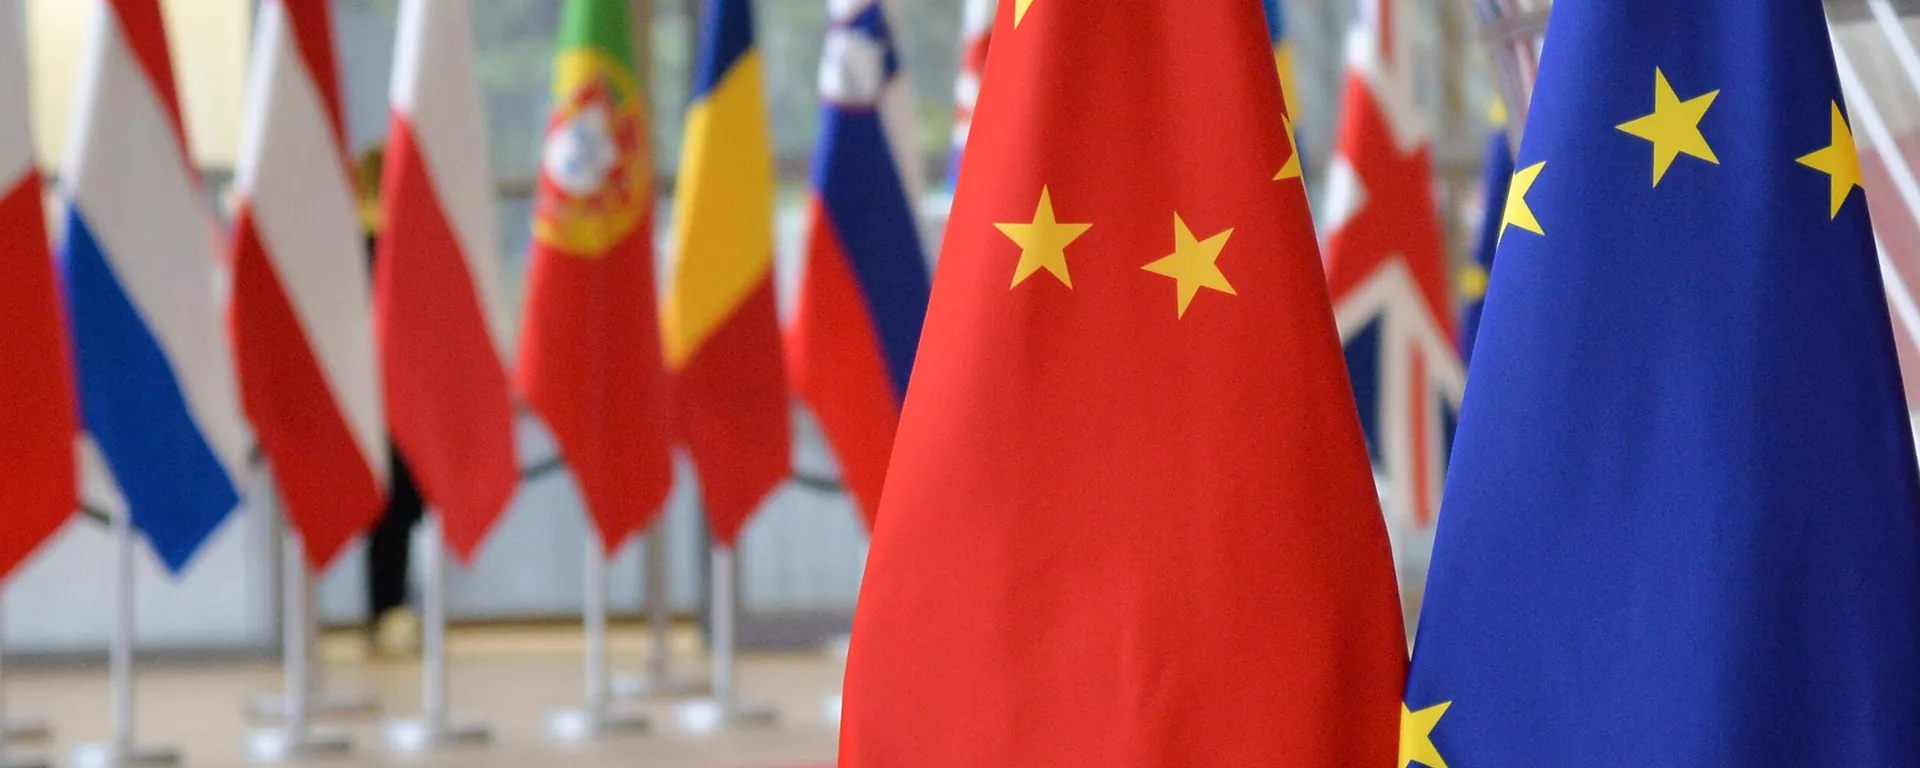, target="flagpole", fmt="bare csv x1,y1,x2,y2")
673,544,776,733
548,536,648,740
381,513,489,753
613,524,709,699
72,510,180,768
244,527,352,761
0,600,50,768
